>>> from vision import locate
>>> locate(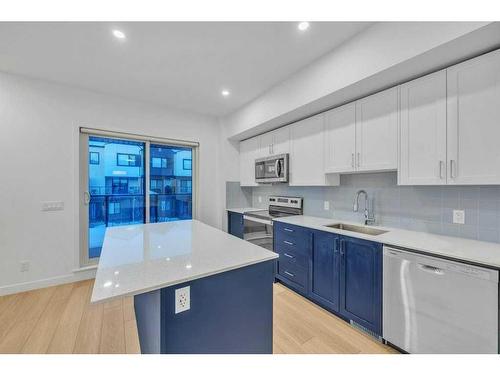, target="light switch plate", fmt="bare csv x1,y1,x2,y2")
175,286,190,314
453,210,465,224
324,201,330,210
